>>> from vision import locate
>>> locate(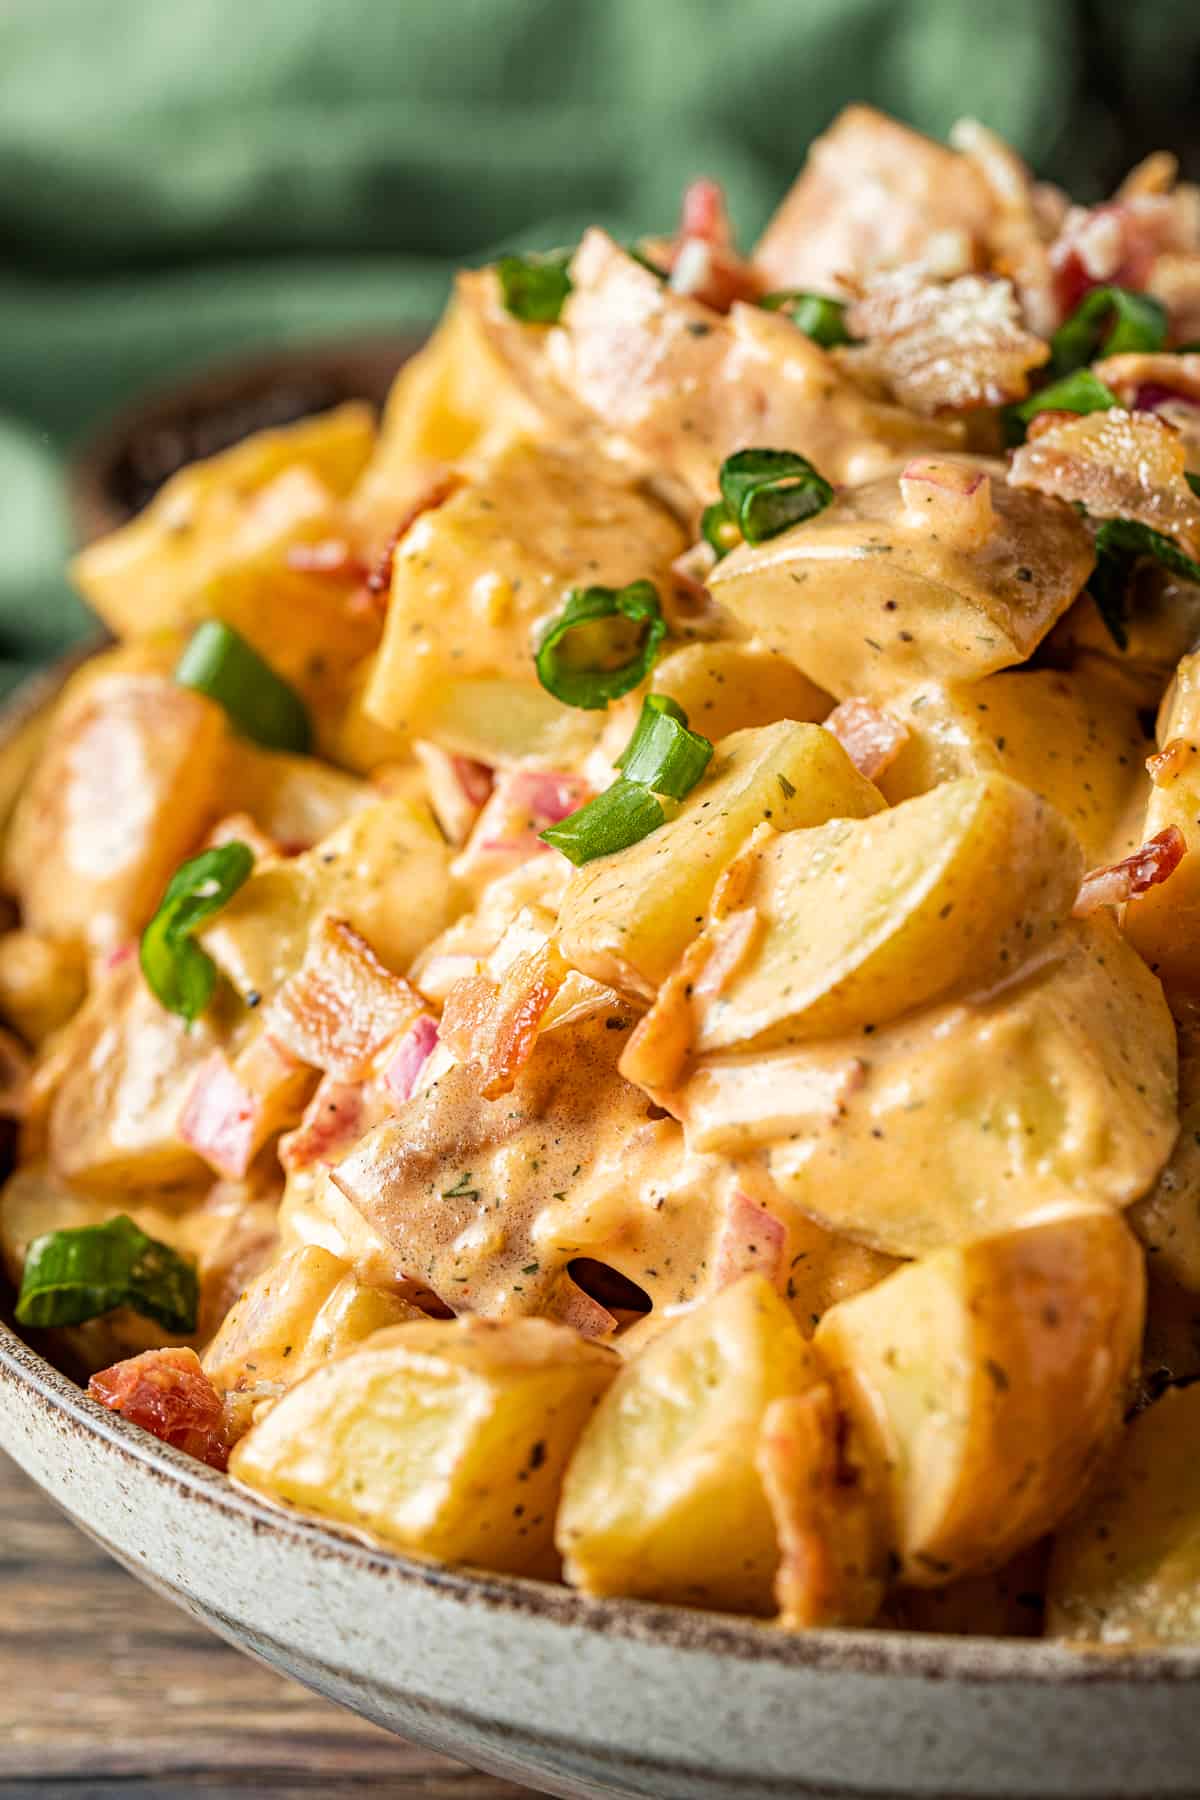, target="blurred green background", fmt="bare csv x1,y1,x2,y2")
2,0,1198,689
